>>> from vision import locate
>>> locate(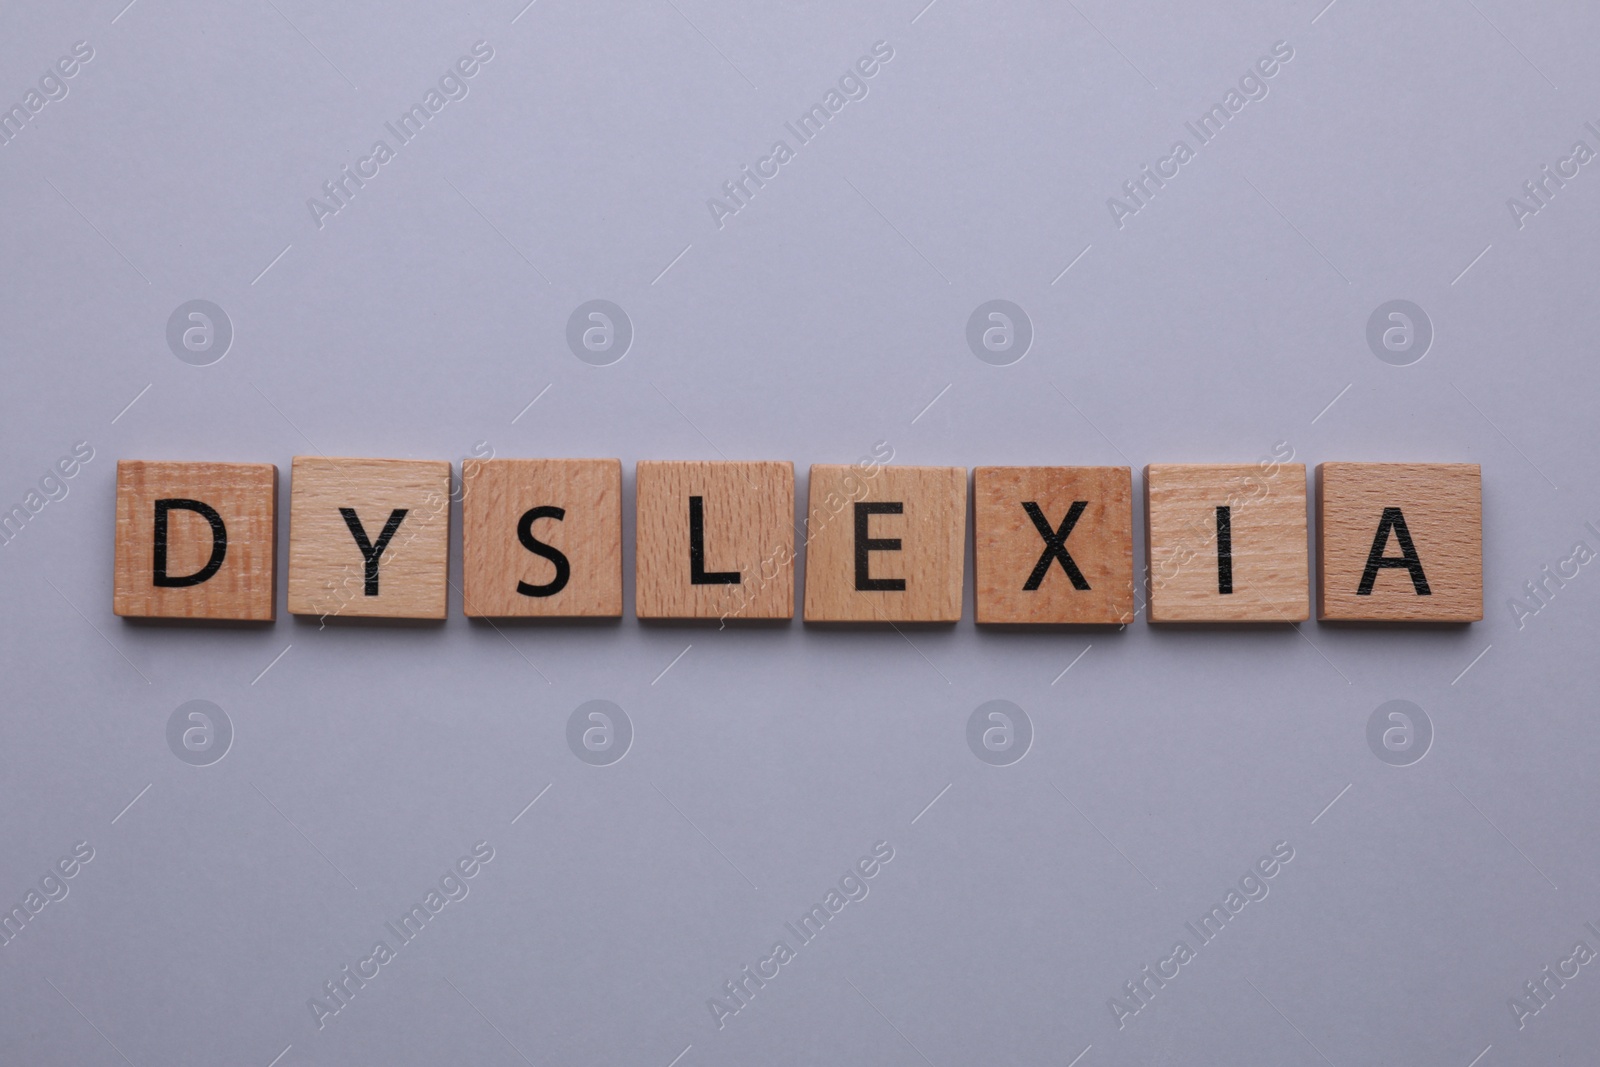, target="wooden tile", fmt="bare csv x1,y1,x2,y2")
634,460,795,620
1317,462,1482,622
113,460,278,620
974,466,1133,625
803,464,966,623
1145,463,1308,623
287,457,451,620
461,458,622,618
